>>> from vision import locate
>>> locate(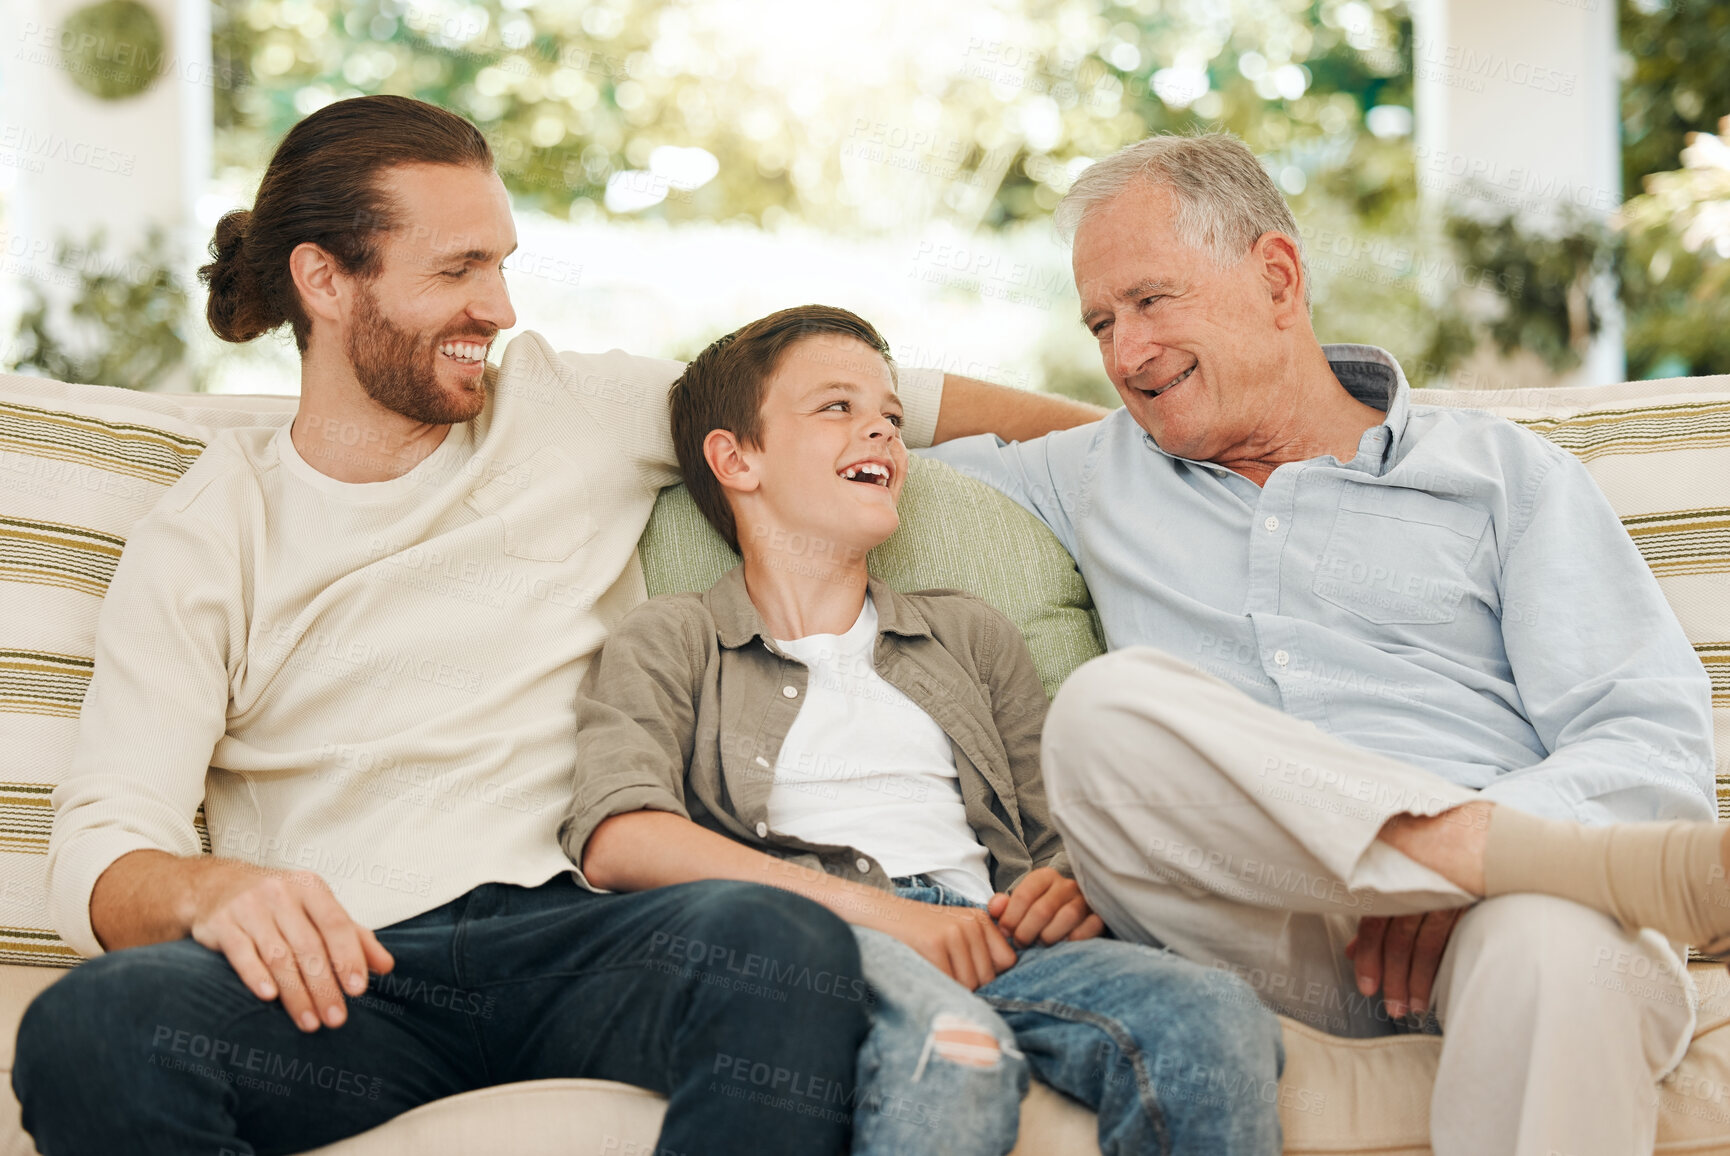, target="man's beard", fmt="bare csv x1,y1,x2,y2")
346,286,493,425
